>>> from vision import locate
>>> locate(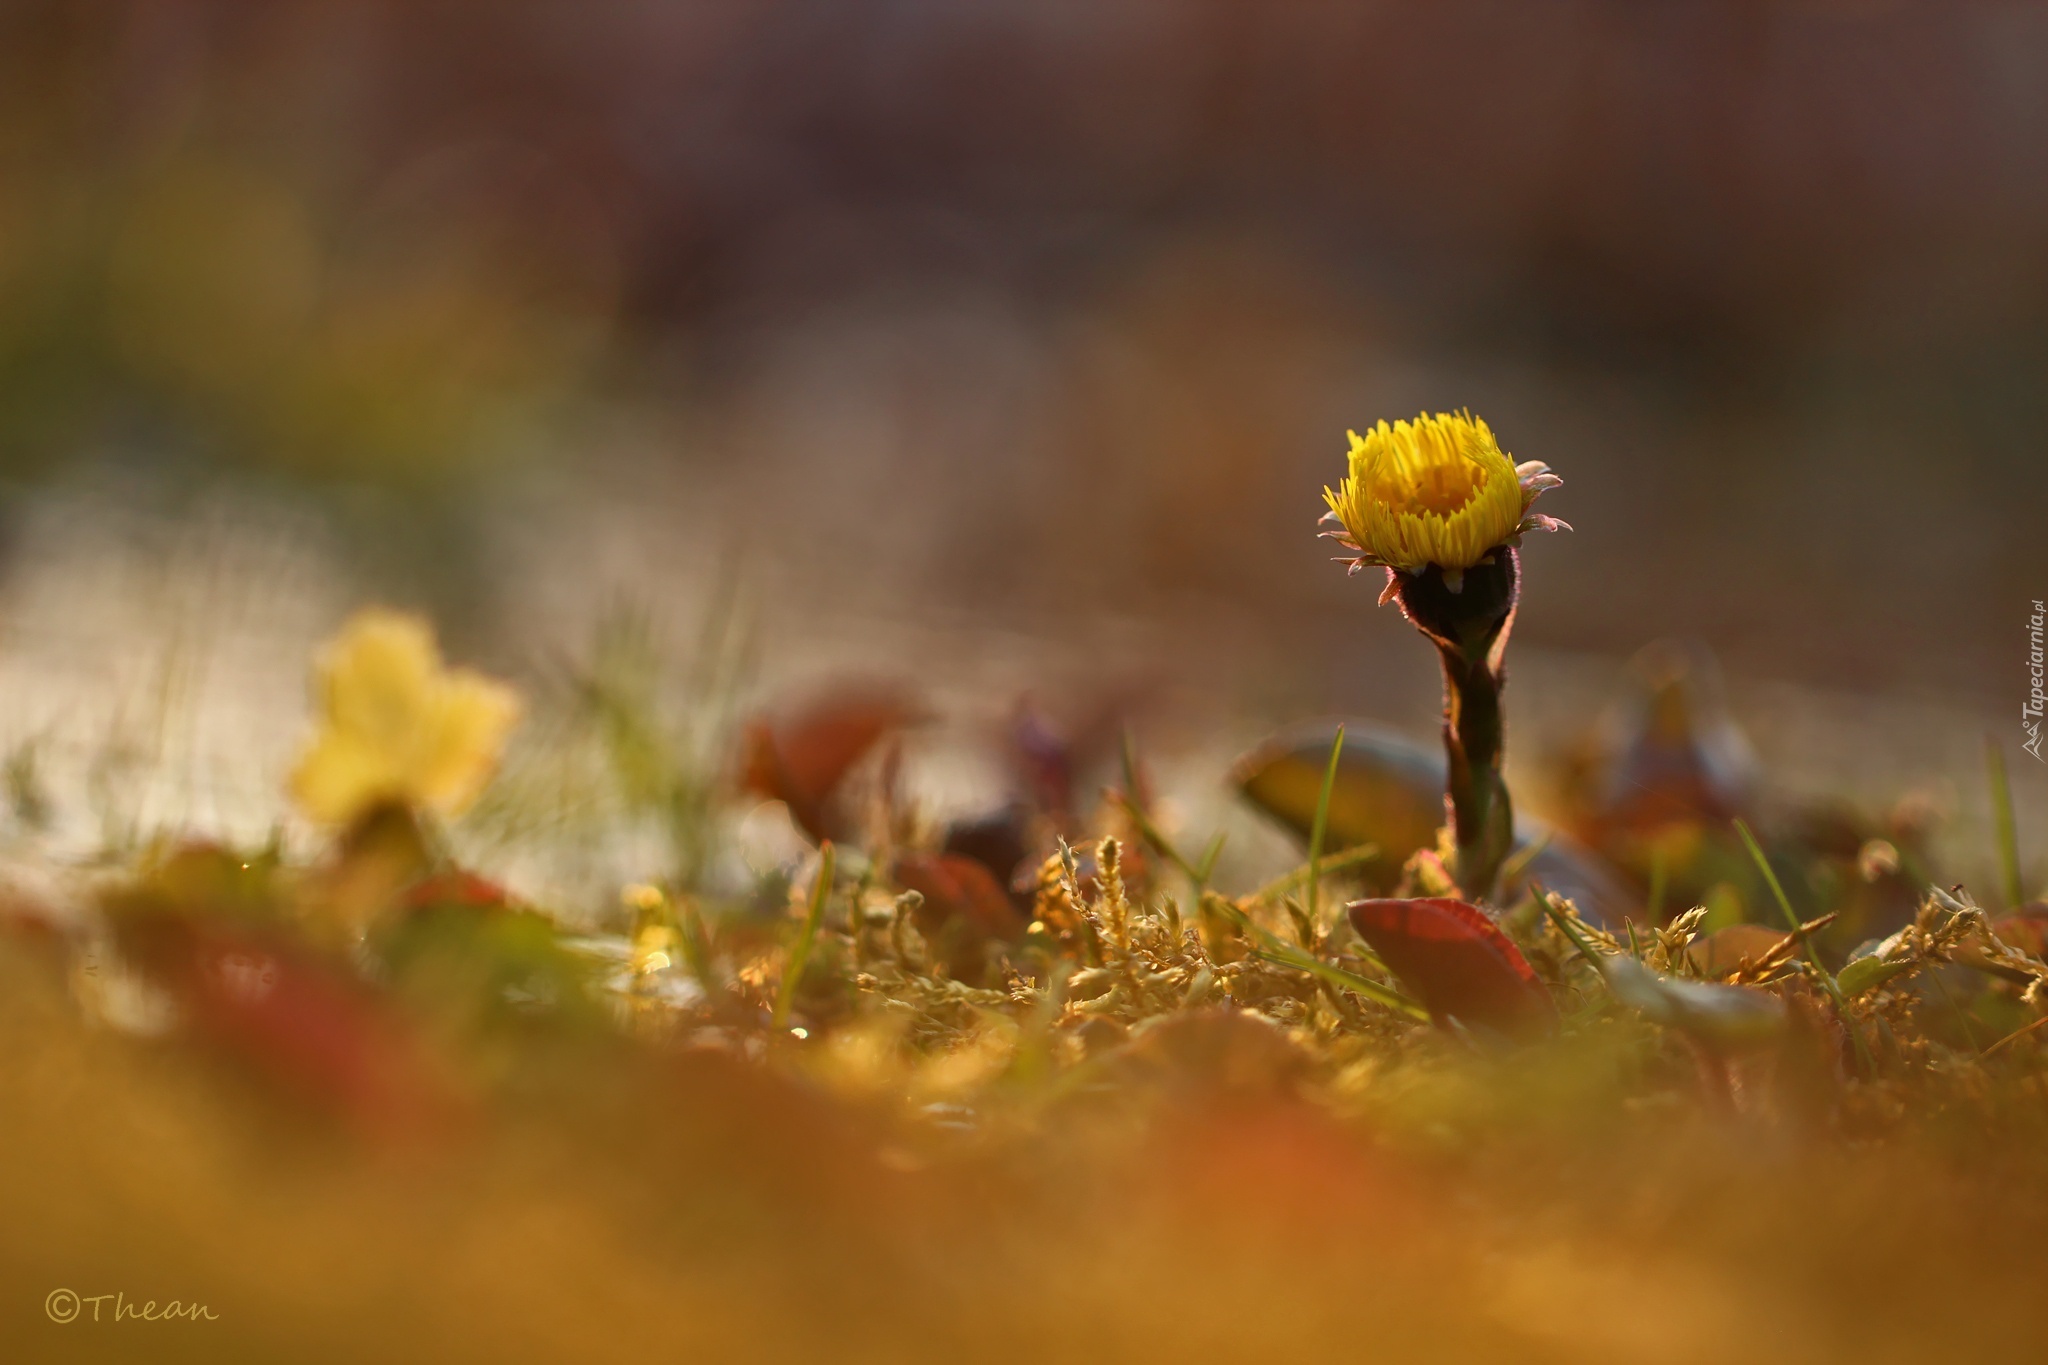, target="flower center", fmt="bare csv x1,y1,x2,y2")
1371,454,1486,519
